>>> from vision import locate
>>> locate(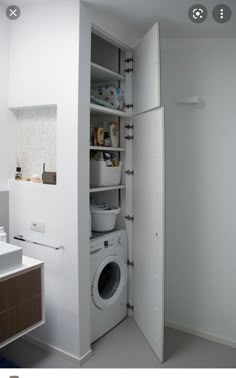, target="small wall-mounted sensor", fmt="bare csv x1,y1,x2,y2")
176,96,201,104
31,221,45,233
